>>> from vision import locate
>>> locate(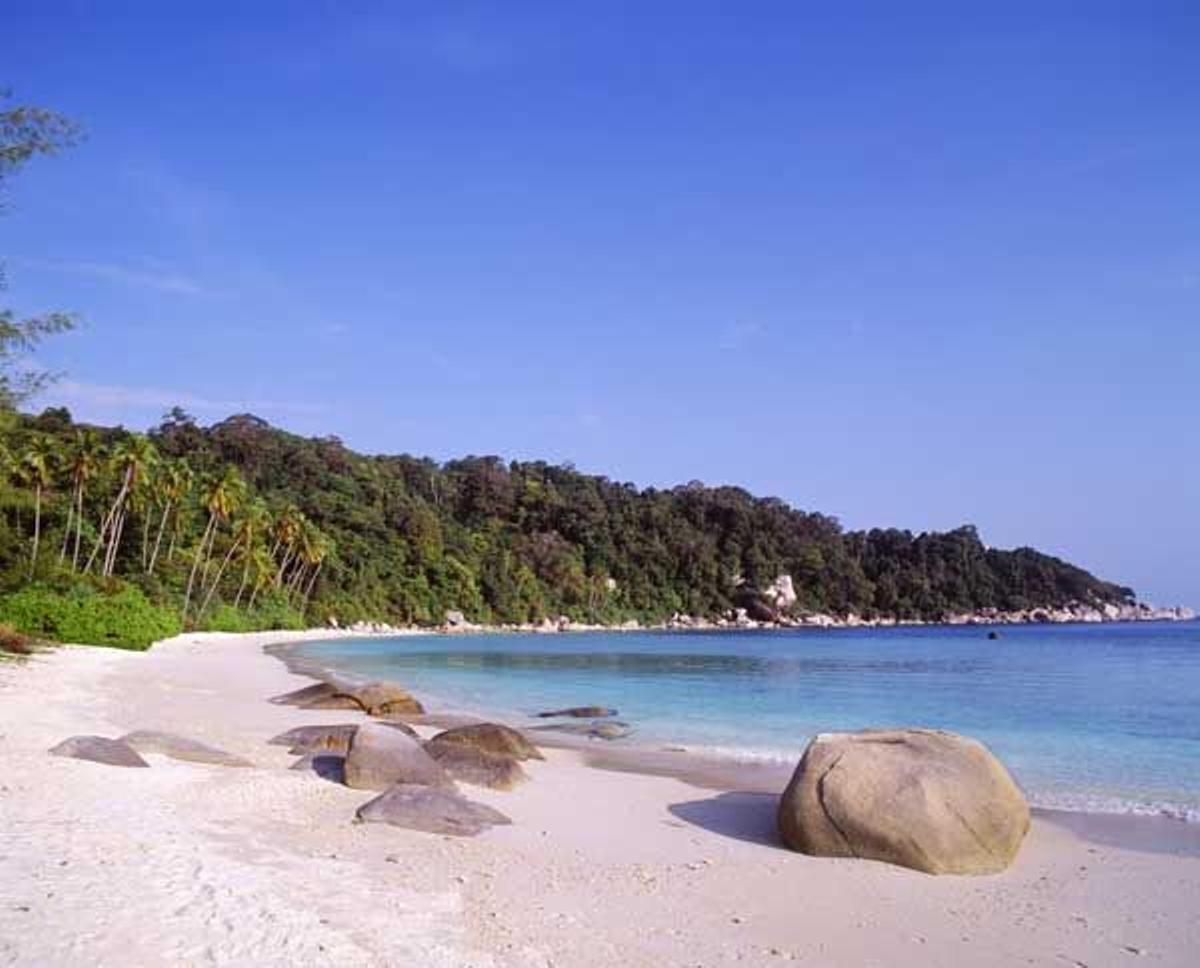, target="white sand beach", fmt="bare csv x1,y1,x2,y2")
2,631,1197,967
